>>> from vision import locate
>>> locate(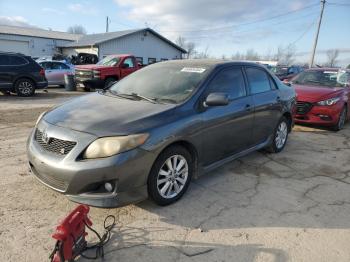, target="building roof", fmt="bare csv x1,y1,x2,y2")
0,25,81,41
59,28,187,53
